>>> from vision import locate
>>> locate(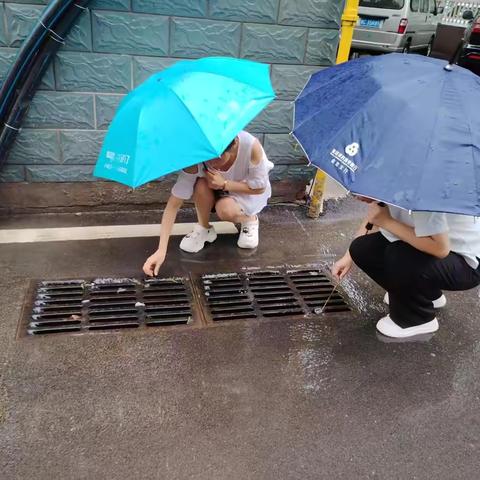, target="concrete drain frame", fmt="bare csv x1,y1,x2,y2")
18,265,353,338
